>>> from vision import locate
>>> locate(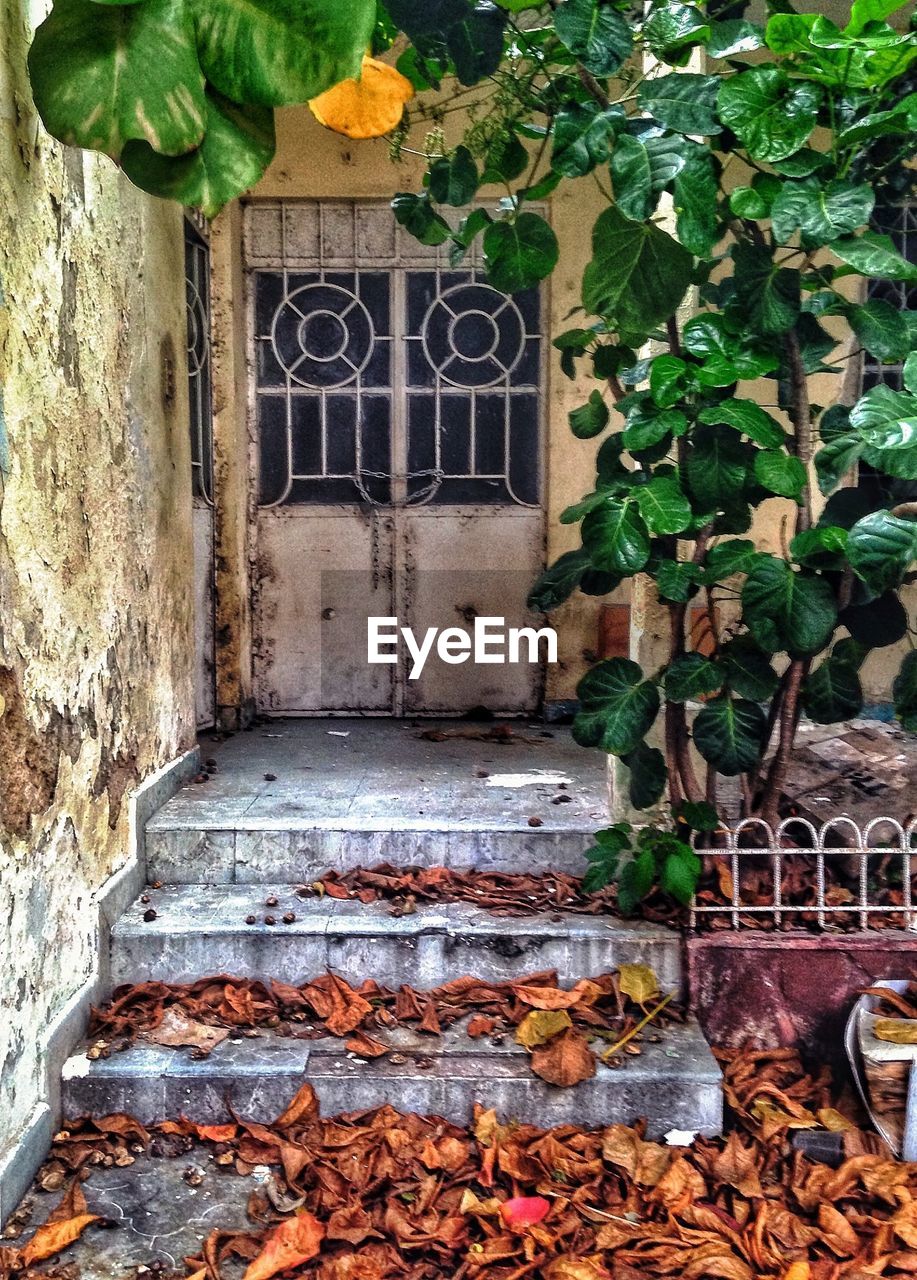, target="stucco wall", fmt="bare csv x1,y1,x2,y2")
0,0,195,1158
